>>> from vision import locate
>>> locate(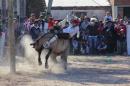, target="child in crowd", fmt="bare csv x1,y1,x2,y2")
97,41,107,55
